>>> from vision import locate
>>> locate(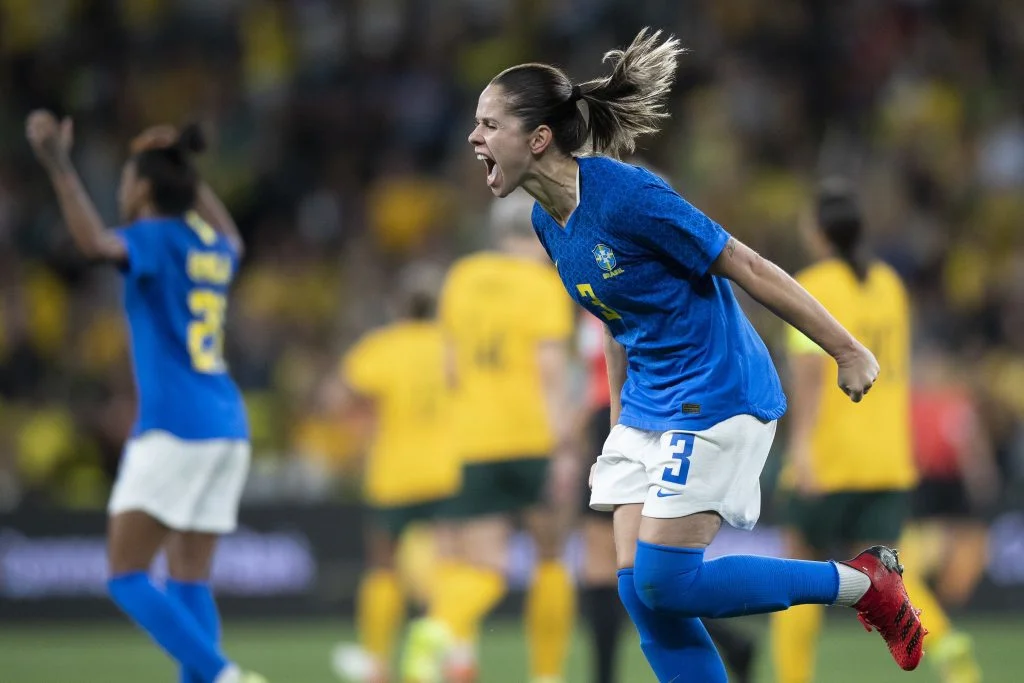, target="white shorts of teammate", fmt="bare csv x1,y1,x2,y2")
589,414,777,530
108,430,251,534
